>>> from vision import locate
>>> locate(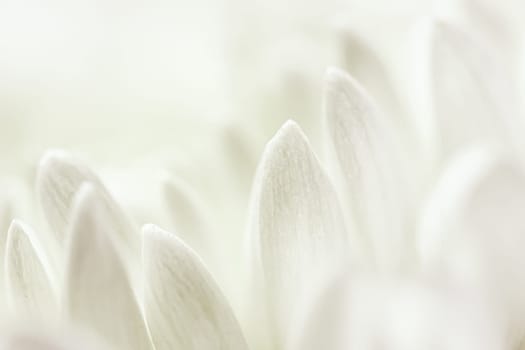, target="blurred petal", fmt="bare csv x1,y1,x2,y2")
339,30,406,130
324,67,407,270
64,184,152,350
163,175,240,311
5,220,57,317
0,326,110,350
36,150,102,243
143,224,247,350
418,149,525,343
425,21,520,158
249,120,348,344
460,0,519,53
291,274,504,350
37,150,140,266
